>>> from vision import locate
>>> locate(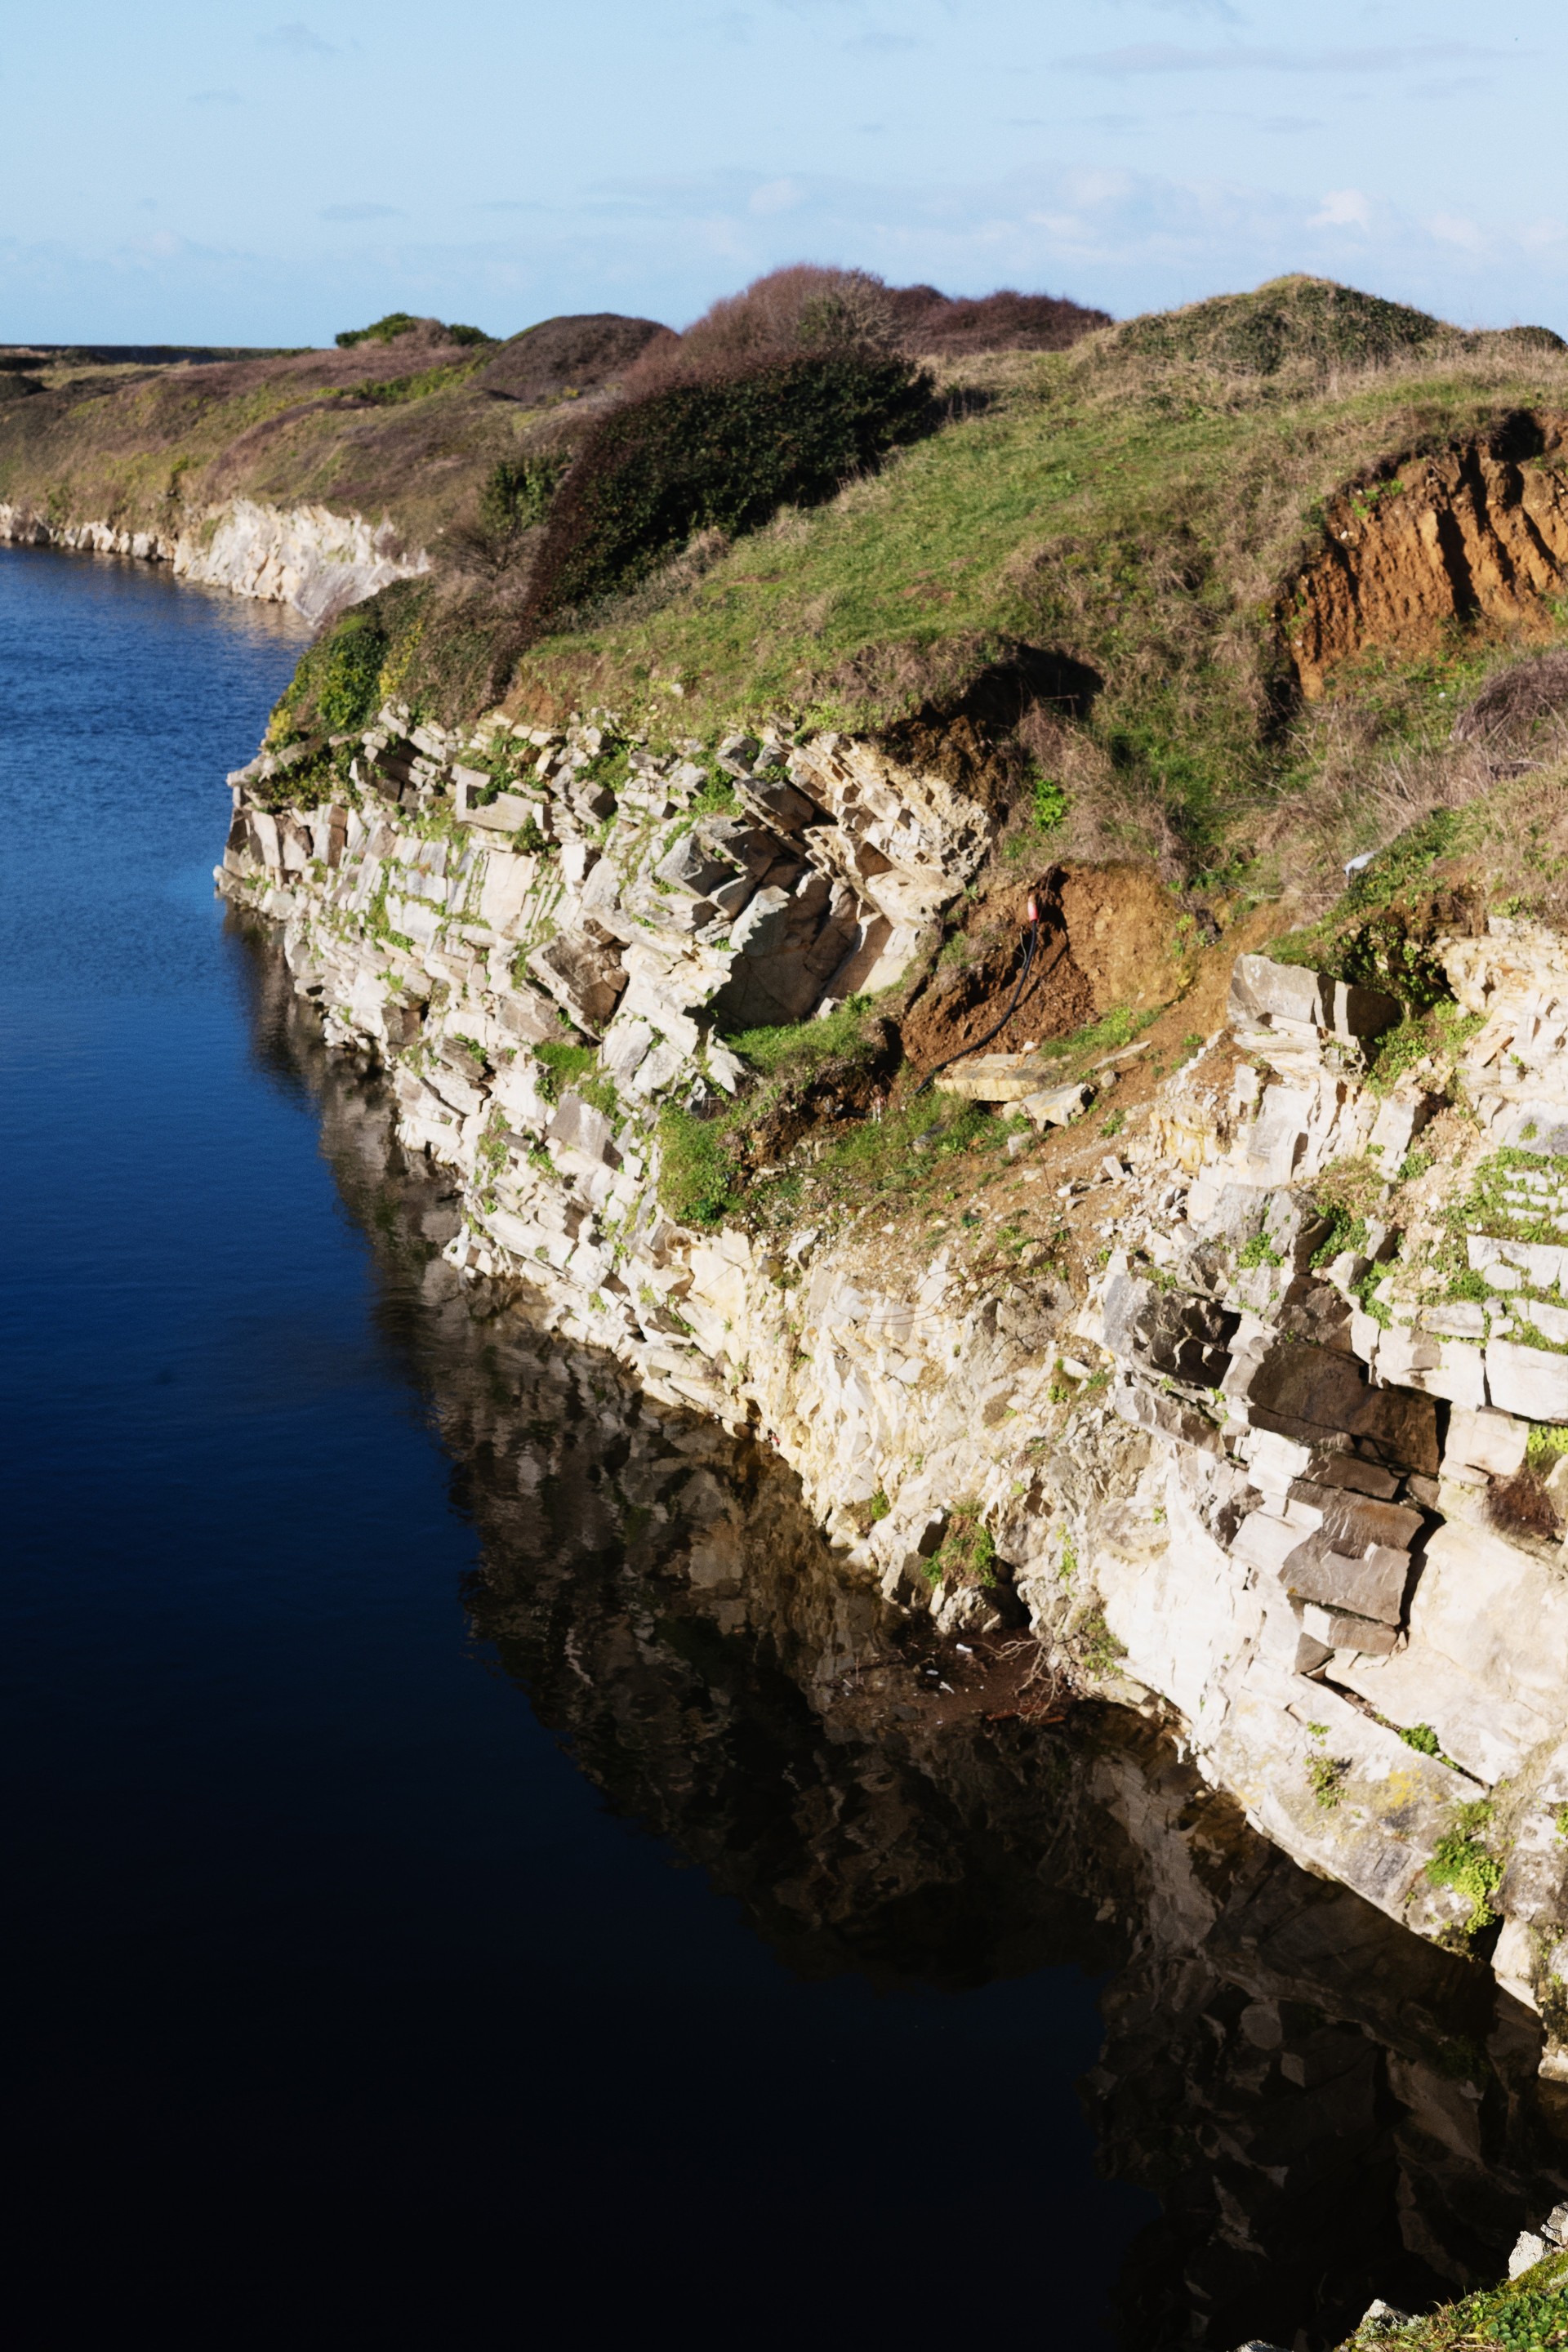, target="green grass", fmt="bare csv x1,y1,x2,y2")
532,1040,618,1118
1339,2247,1568,2350
514,325,1568,860
921,1500,996,1590
1424,1800,1503,1937
721,992,875,1074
